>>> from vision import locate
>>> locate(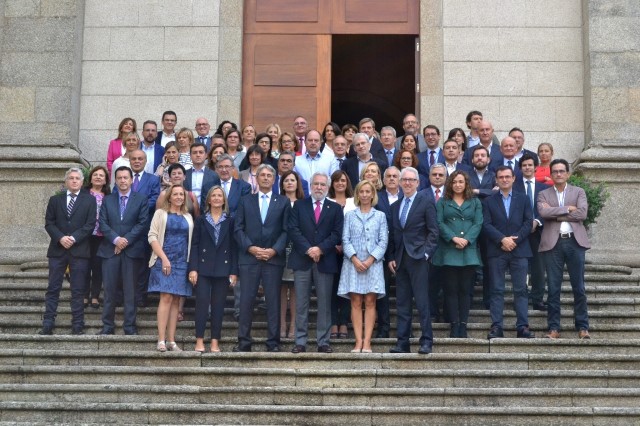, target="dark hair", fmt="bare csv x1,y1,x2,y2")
465,110,483,128
190,142,207,154
216,120,237,136
117,117,137,140
518,152,539,168
423,124,441,136
447,127,467,152
224,129,242,149
400,134,420,155
472,145,490,158
341,123,358,136
207,143,227,171
322,122,341,142
443,138,459,149
167,163,186,176
142,120,157,130
162,111,177,121
255,132,273,157
328,170,354,198
394,149,419,169
246,144,265,164
85,165,111,195
114,165,133,179
550,158,570,173
444,170,473,200
495,165,514,177
279,170,304,200
509,127,524,135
